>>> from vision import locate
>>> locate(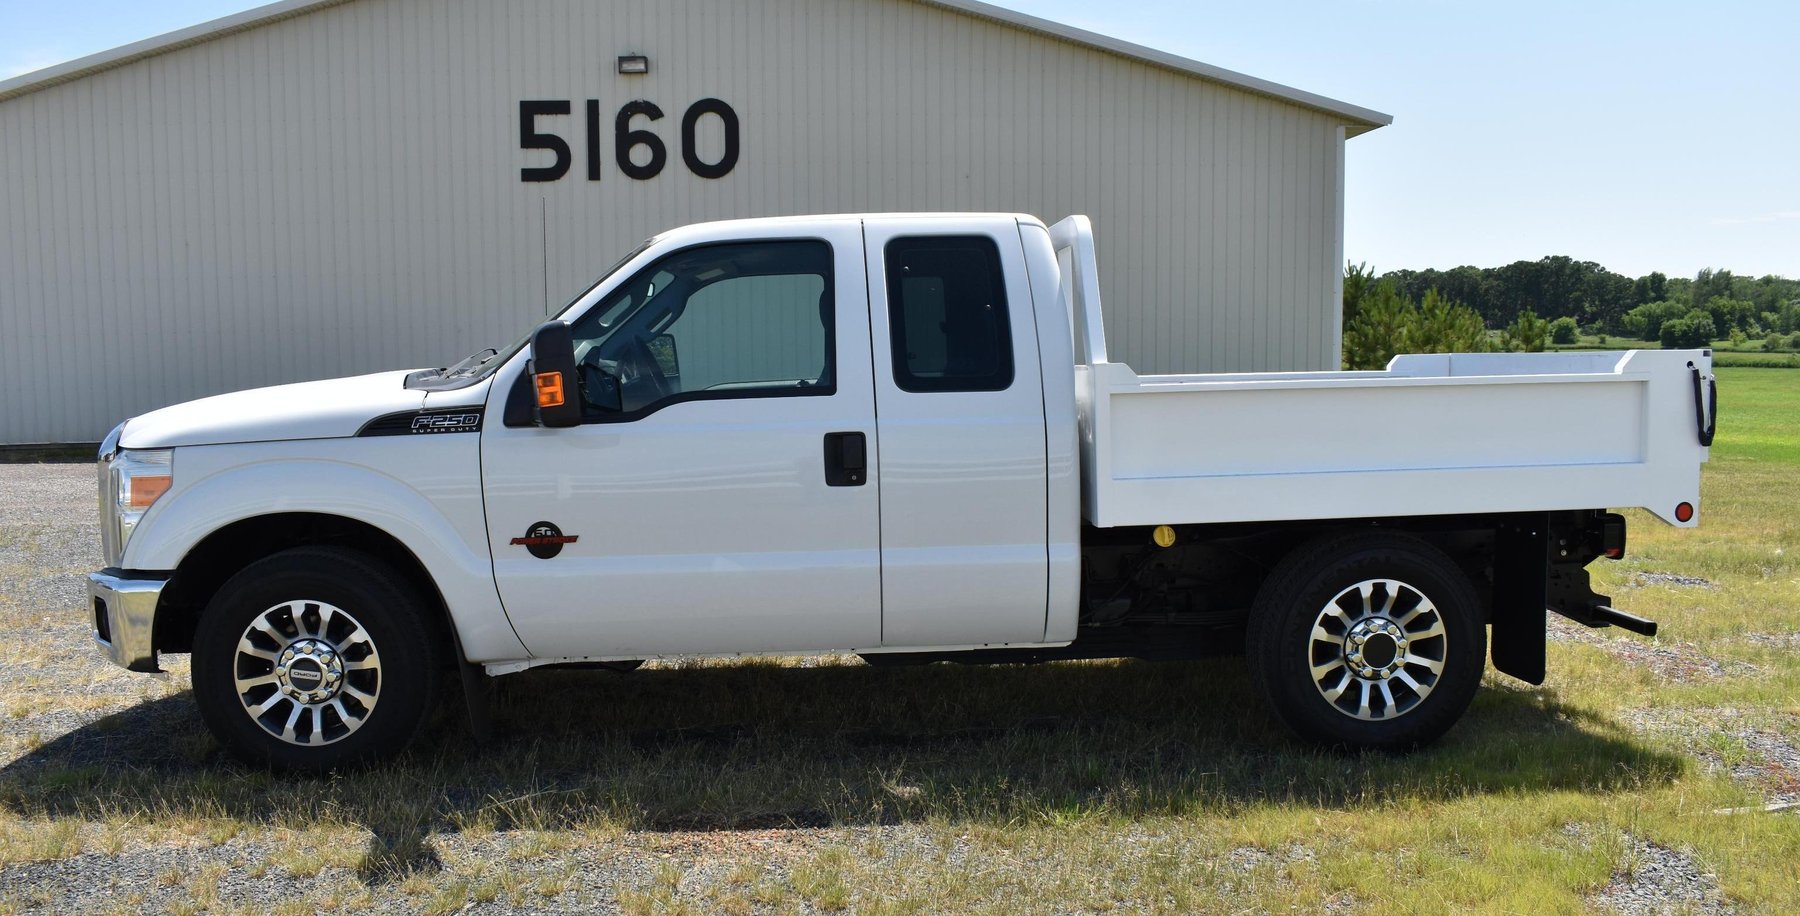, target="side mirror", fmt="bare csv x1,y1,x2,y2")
527,321,581,428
